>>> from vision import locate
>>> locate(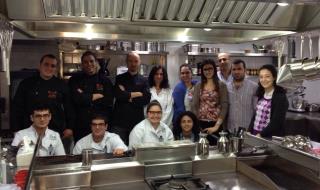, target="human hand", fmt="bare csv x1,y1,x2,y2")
92,93,104,101
63,129,73,138
131,92,143,98
256,133,261,138
119,85,125,91
113,148,125,156
202,125,220,134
